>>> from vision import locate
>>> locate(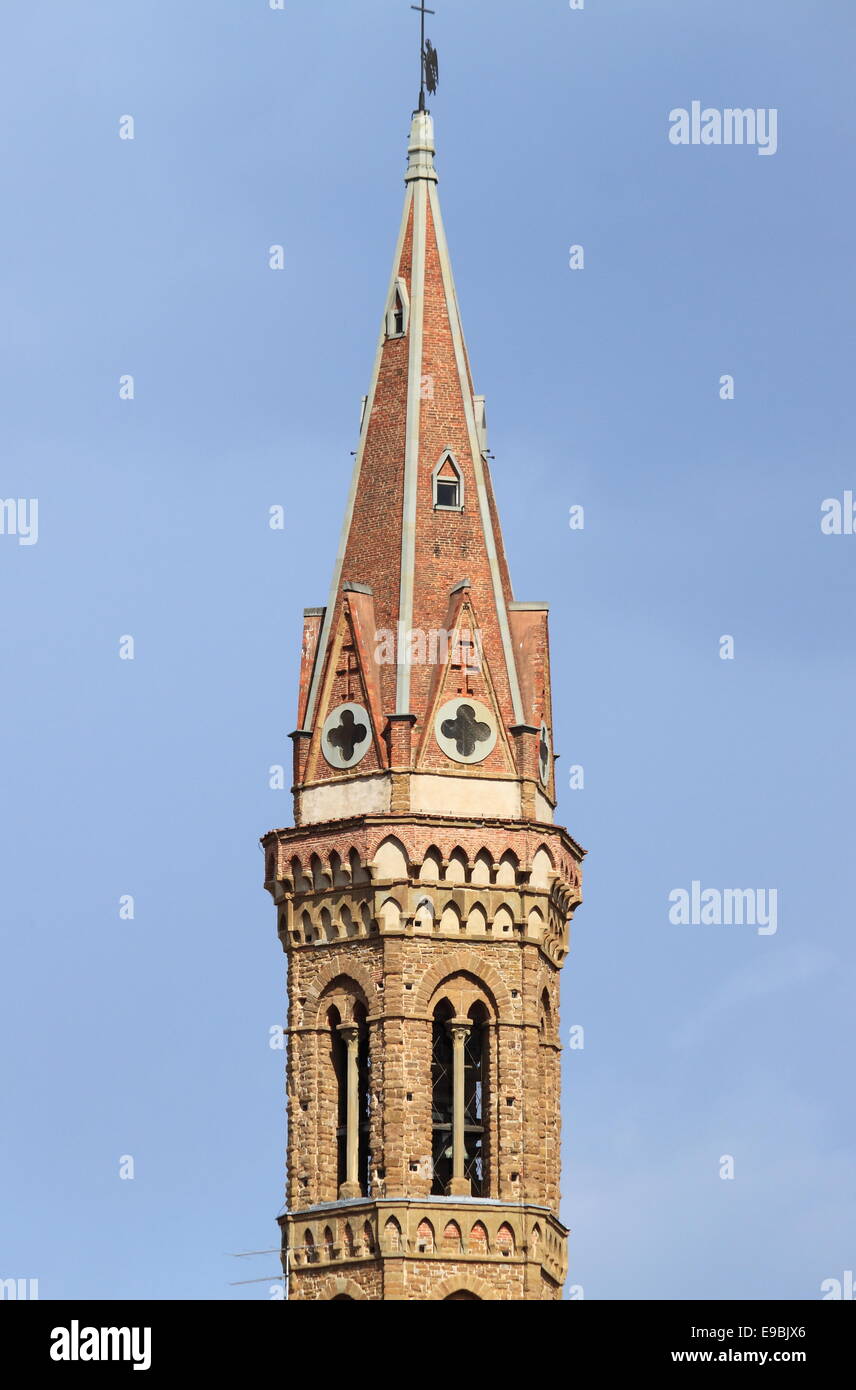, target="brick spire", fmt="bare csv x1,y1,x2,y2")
293,111,556,827
262,100,586,1303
